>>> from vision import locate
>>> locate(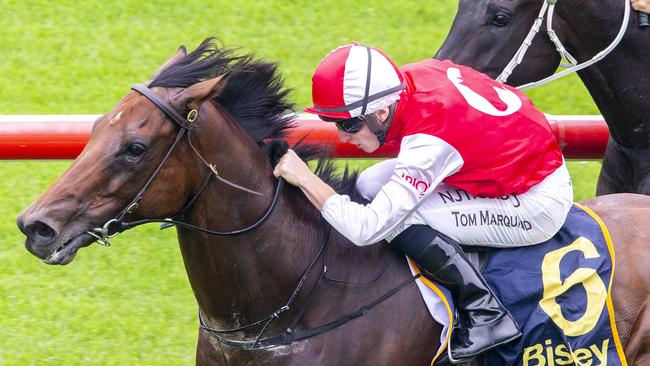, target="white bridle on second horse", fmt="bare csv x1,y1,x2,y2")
497,0,631,90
